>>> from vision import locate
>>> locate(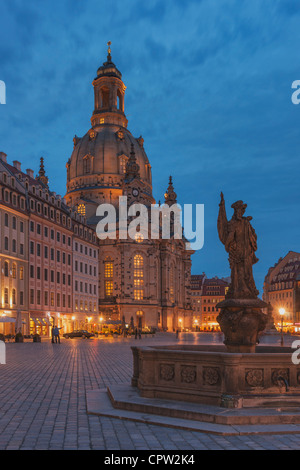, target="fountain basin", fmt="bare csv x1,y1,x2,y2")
131,344,300,408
